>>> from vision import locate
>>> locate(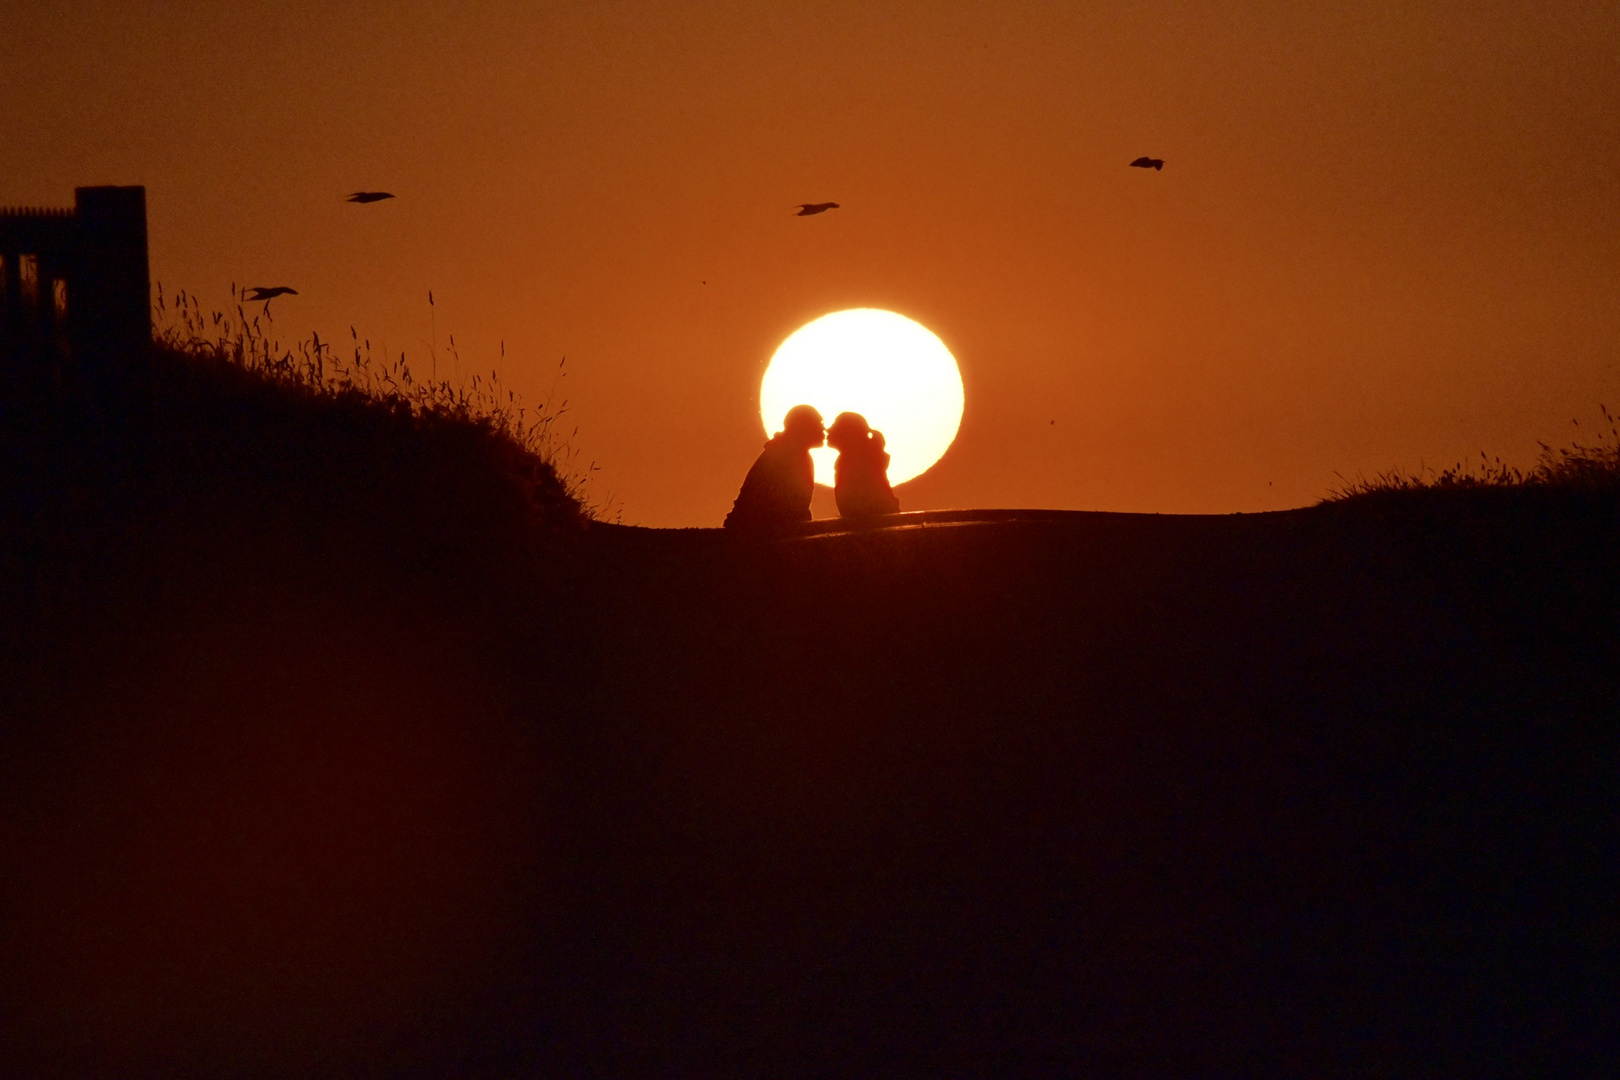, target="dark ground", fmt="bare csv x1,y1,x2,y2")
554,499,1620,1077
2,366,1618,1076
